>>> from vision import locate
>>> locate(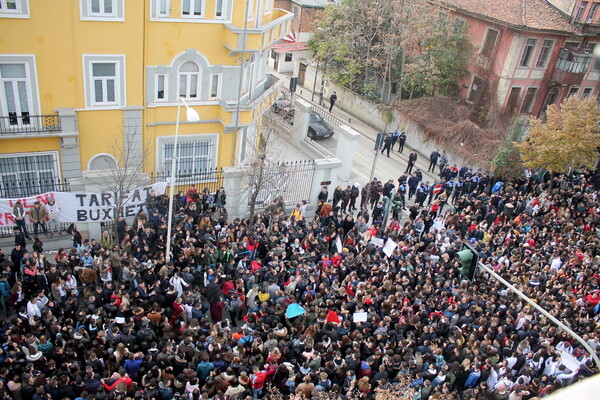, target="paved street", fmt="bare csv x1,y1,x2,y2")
290,82,442,187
